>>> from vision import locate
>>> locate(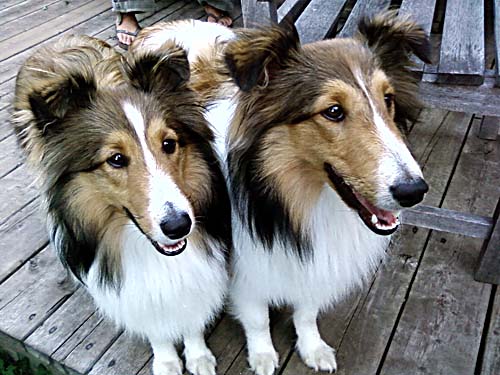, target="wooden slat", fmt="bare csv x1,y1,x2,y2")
401,205,494,239
0,0,92,44
242,0,278,27
478,116,500,141
0,0,110,61
88,334,151,375
399,0,437,71
438,0,485,84
0,246,77,341
0,164,39,224
277,0,307,21
494,0,500,87
475,199,500,284
24,288,95,365
381,115,499,374
0,199,47,283
0,135,23,178
480,288,500,375
294,0,348,44
419,81,500,117
337,0,391,38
